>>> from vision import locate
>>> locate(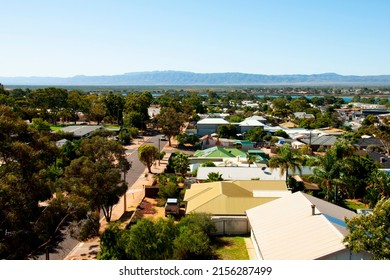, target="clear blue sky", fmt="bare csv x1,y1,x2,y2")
1,0,389,77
